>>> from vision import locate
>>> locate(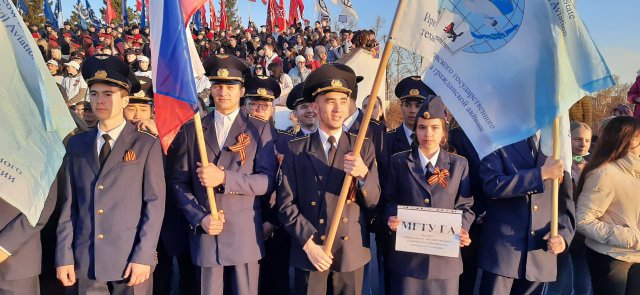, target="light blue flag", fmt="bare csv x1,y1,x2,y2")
0,2,76,226
43,0,56,27
85,0,102,27
393,0,614,159
74,0,87,29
